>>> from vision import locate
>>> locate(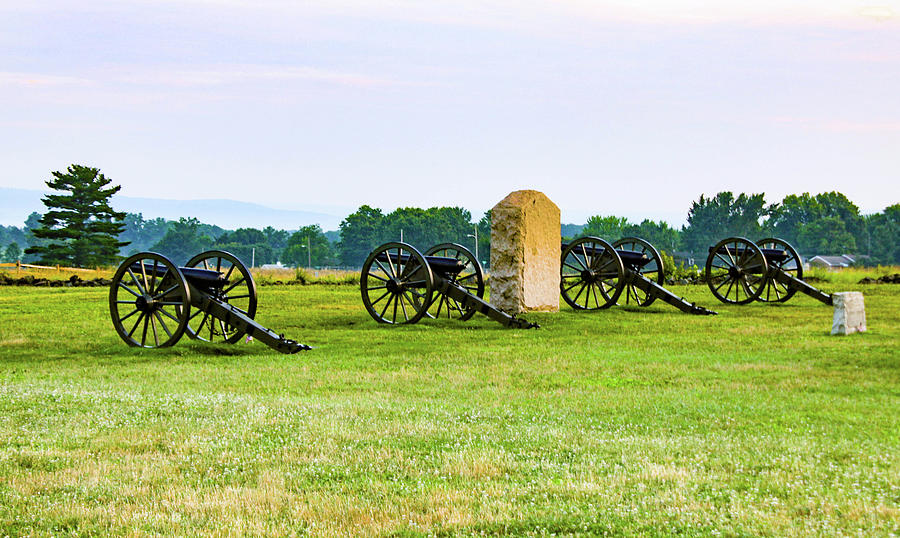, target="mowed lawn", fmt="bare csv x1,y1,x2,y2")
0,282,898,536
